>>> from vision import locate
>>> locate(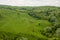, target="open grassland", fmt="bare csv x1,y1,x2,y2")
0,5,60,40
